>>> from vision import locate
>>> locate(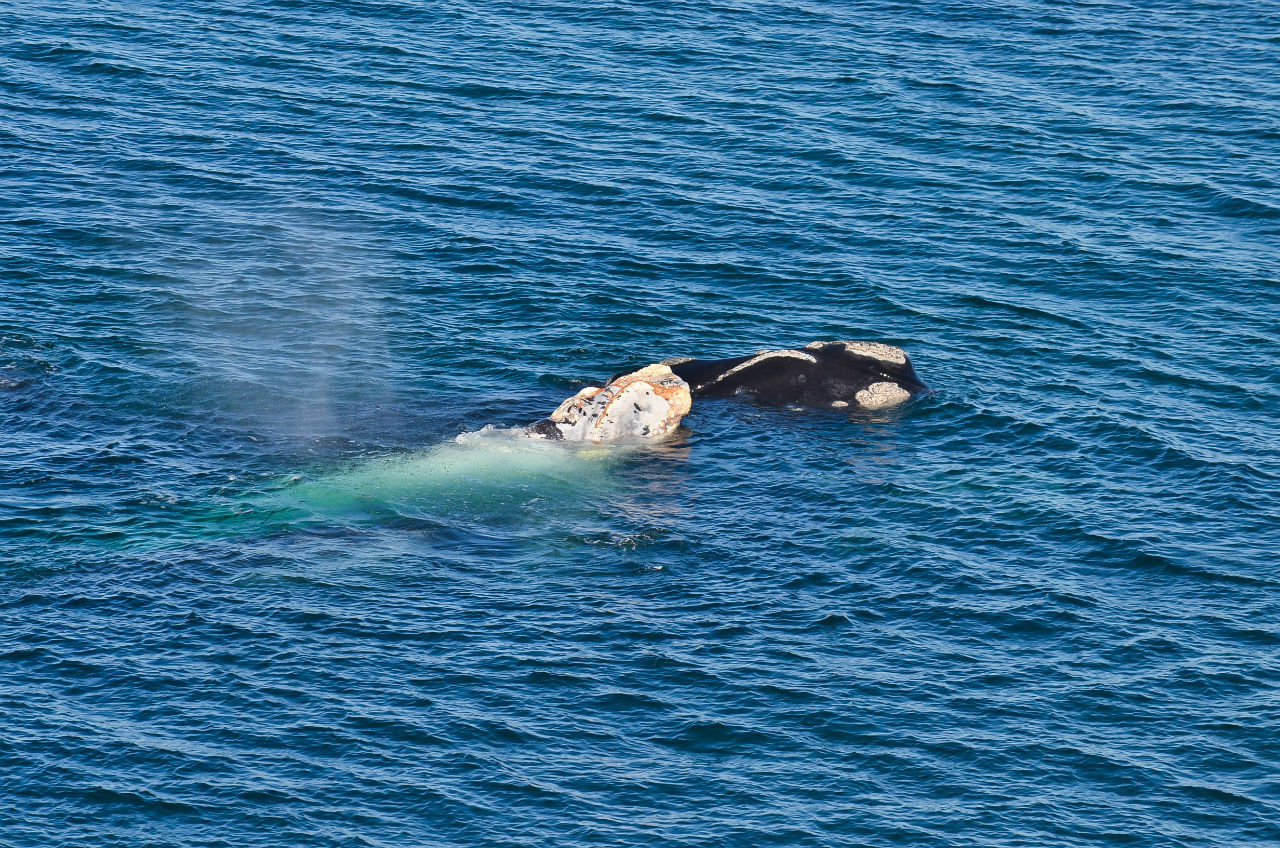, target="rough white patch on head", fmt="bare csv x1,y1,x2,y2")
549,386,601,424
830,400,849,408
541,364,691,442
709,349,817,386
855,381,911,409
807,340,907,366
